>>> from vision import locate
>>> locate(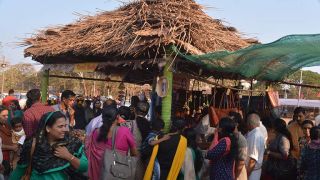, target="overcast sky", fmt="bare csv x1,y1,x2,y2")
1,0,320,72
